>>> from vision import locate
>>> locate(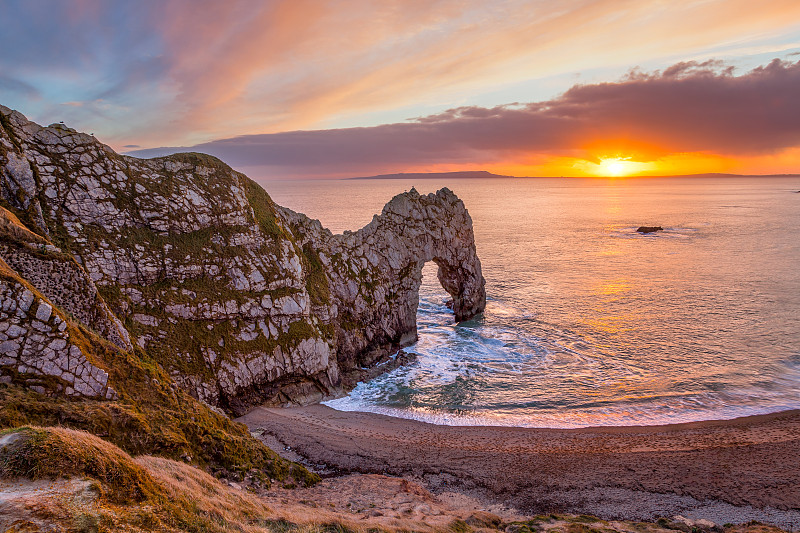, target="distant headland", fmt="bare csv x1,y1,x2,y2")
348,170,515,180
349,171,800,180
